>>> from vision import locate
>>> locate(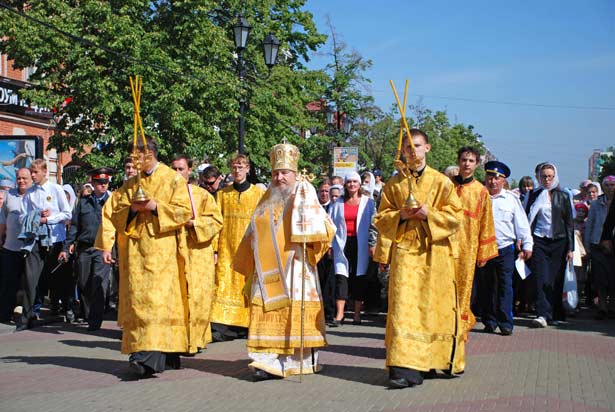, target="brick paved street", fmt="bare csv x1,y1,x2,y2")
0,312,613,412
